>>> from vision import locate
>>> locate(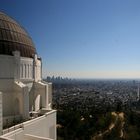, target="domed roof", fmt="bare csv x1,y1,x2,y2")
0,12,36,58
